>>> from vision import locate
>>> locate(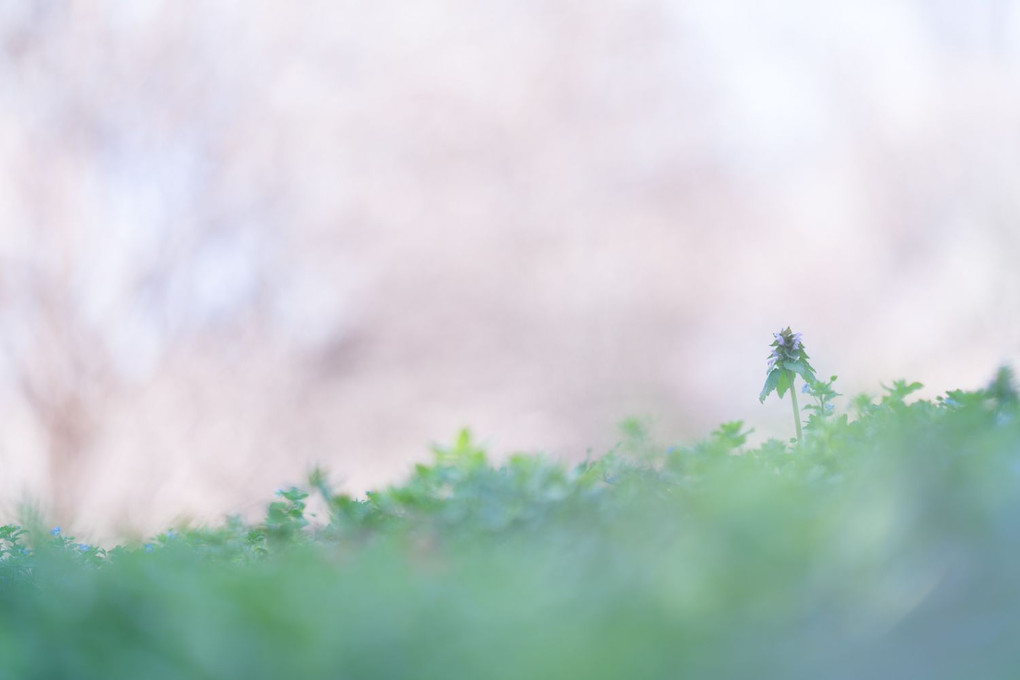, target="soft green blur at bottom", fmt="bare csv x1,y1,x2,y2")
2,383,1020,679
